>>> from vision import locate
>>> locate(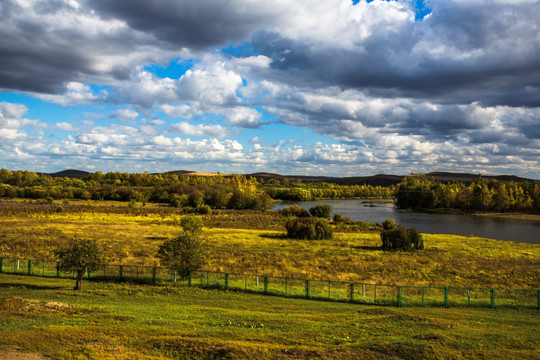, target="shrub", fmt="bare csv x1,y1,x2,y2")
333,213,344,222
380,218,424,251
157,232,206,278
279,205,310,217
195,204,212,215
181,215,204,234
285,217,333,240
309,204,332,219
